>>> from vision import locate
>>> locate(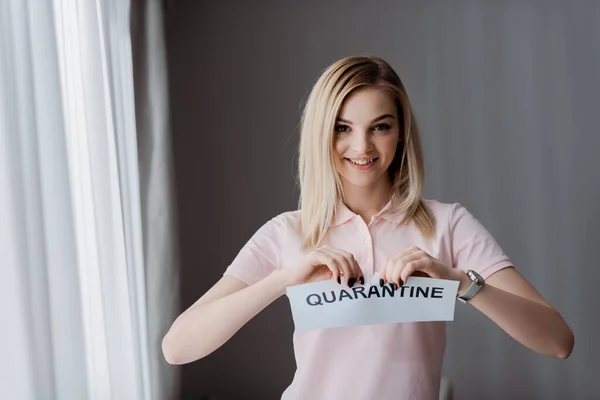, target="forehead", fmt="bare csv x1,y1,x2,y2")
338,87,396,121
